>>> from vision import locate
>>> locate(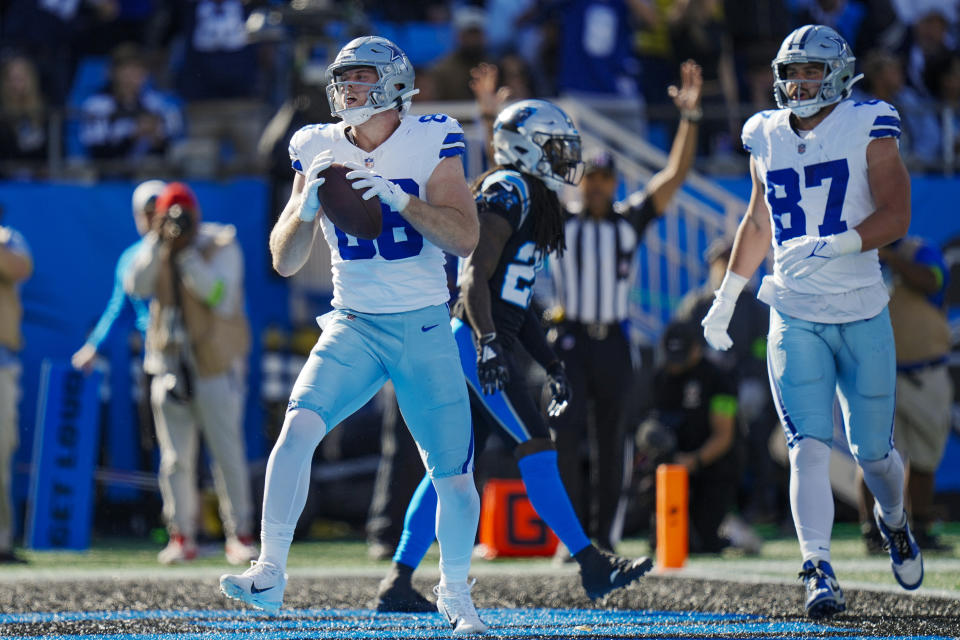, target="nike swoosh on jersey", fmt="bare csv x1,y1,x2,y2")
421,324,439,332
